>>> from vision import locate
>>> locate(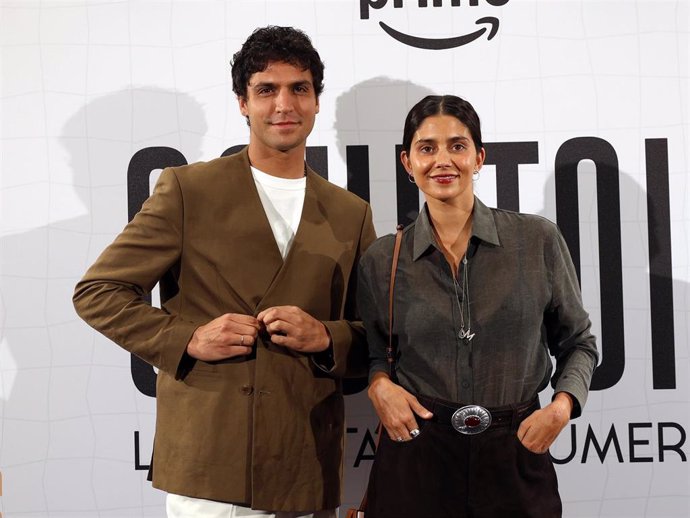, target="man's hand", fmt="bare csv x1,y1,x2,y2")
257,305,330,353
368,372,433,442
186,313,260,362
517,392,573,453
